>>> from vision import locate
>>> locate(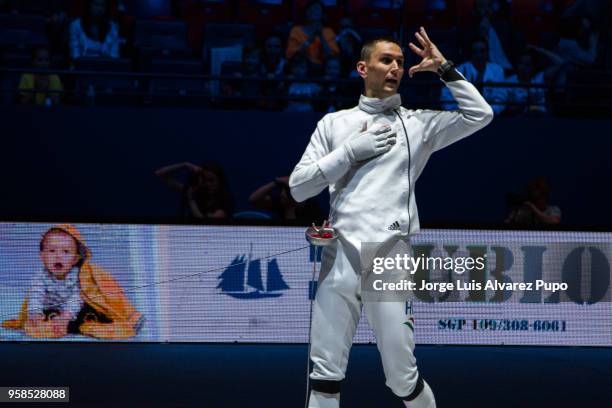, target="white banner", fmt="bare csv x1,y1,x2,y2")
0,223,610,345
